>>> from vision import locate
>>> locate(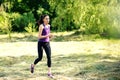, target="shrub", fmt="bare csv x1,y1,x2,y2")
12,12,36,32
0,11,12,39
